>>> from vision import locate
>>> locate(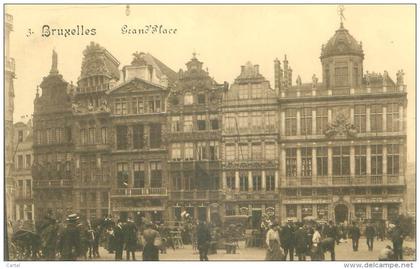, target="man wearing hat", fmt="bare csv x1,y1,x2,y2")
197,220,211,261
280,219,295,261
58,214,82,260
113,219,125,261
365,222,376,251
123,217,138,260
348,222,361,251
391,220,404,260
294,222,308,261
